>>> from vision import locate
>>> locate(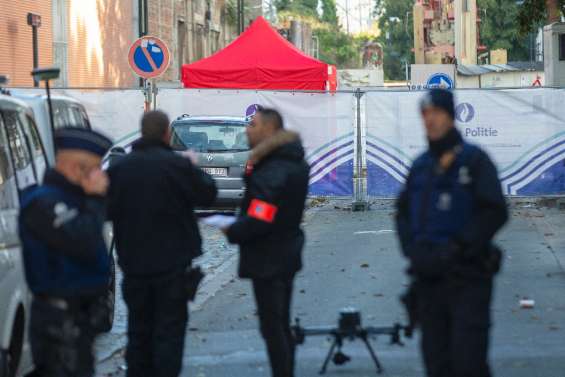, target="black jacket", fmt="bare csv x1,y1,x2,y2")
227,131,310,279
396,135,508,279
107,139,217,277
